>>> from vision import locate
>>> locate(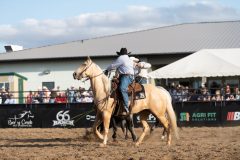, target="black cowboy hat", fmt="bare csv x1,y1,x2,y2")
116,48,131,55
